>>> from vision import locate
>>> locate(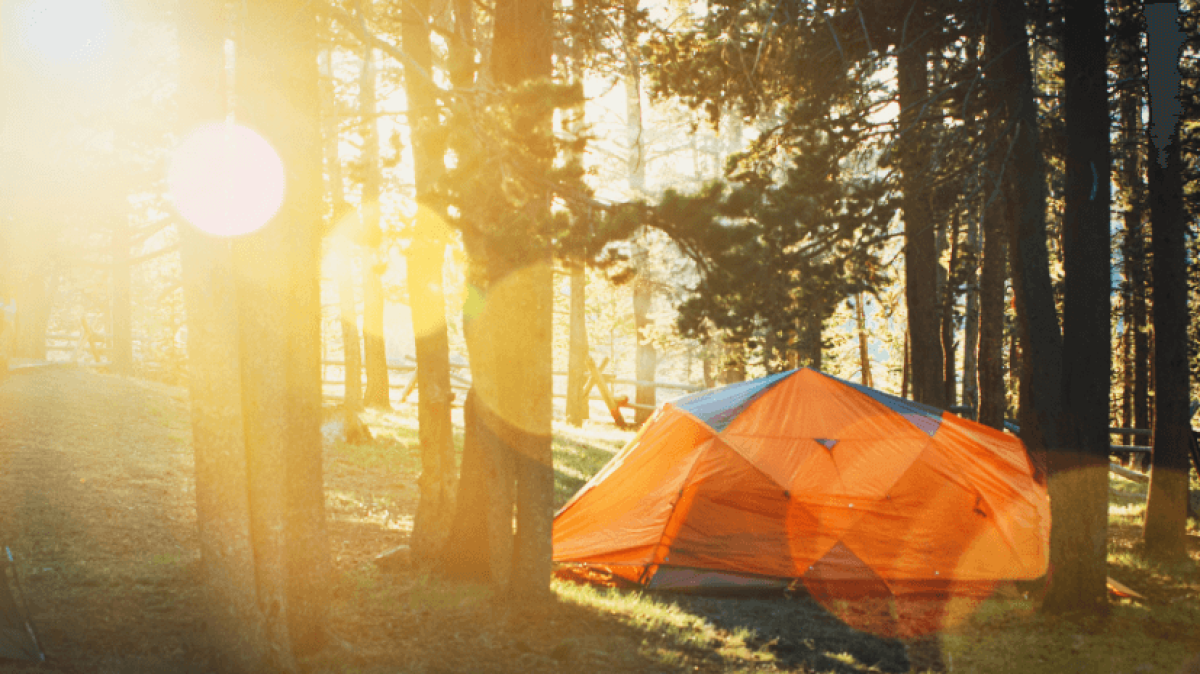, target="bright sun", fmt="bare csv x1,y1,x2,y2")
168,123,286,237
8,0,112,67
